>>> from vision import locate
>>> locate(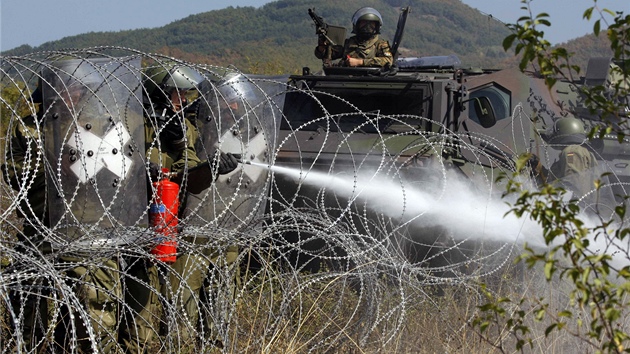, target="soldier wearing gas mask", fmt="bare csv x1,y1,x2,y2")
143,64,239,181
315,7,393,68
143,63,241,350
